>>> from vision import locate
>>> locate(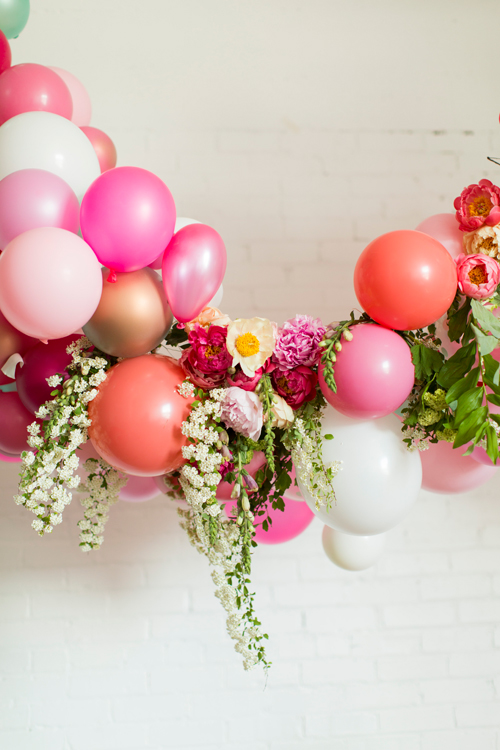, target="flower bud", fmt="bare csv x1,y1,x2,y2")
343,328,353,341
230,483,241,499
243,474,258,492
227,367,236,375
221,445,231,458
319,340,328,347
241,496,250,512
330,352,336,362
334,341,342,352
325,329,336,339
216,440,222,450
